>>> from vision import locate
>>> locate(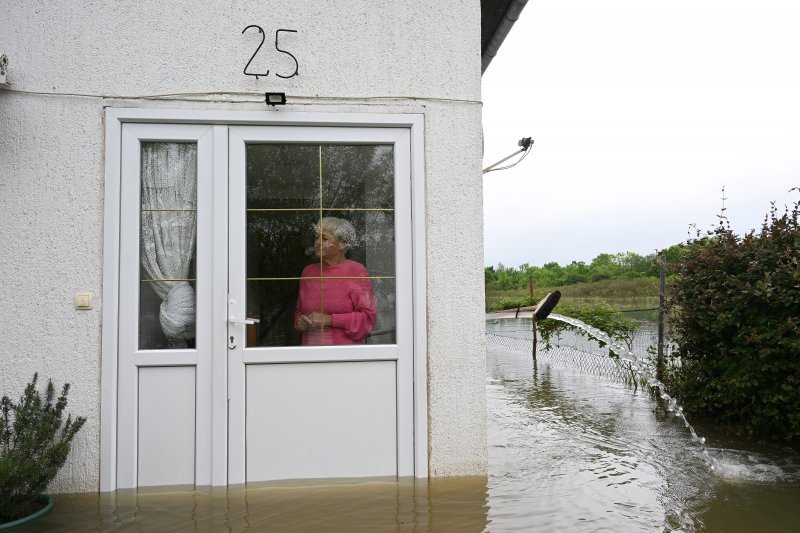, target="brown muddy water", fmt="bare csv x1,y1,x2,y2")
21,318,800,532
